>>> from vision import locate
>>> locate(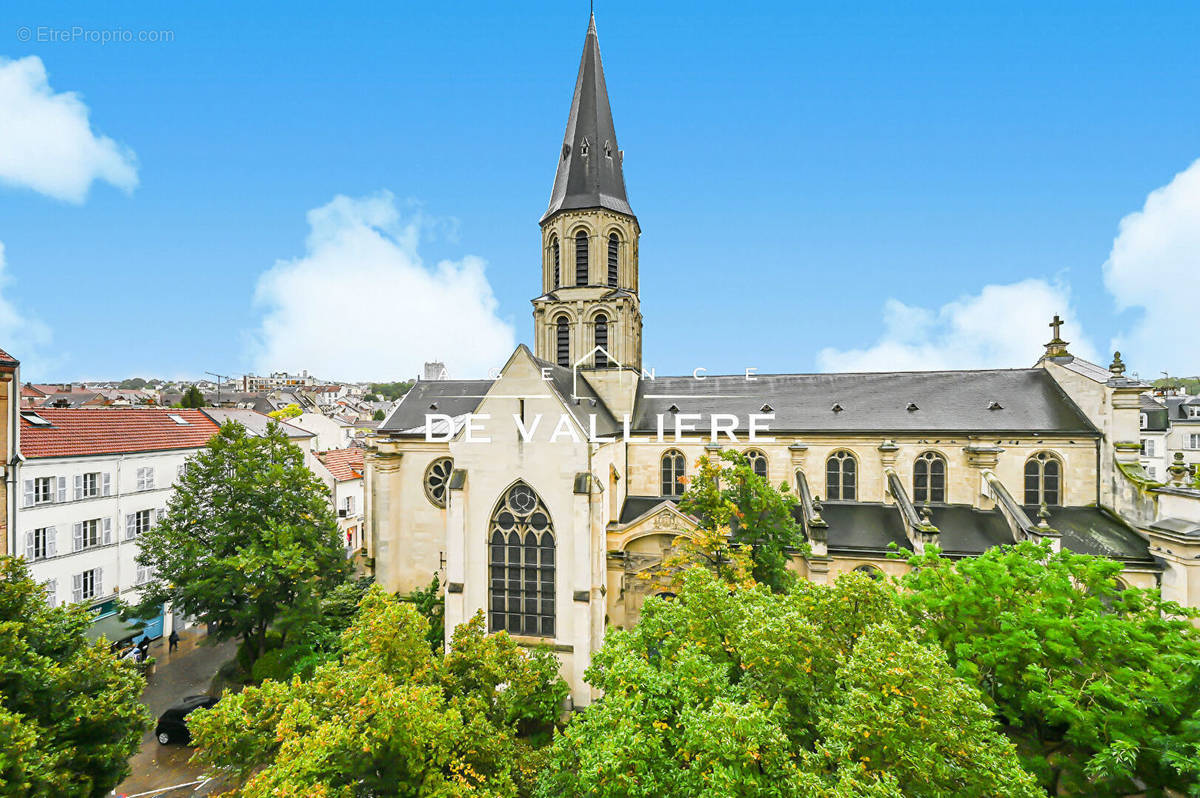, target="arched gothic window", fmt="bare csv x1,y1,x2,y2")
555,316,570,368
575,231,589,286
826,450,857,501
913,451,946,504
607,233,619,287
853,564,883,580
489,482,555,637
550,236,560,288
1024,452,1062,506
594,314,608,367
661,449,686,496
744,449,768,480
